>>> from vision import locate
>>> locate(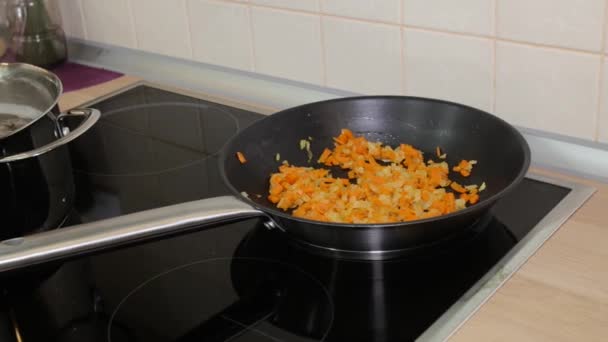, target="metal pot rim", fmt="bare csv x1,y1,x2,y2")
0,108,100,163
0,62,63,139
